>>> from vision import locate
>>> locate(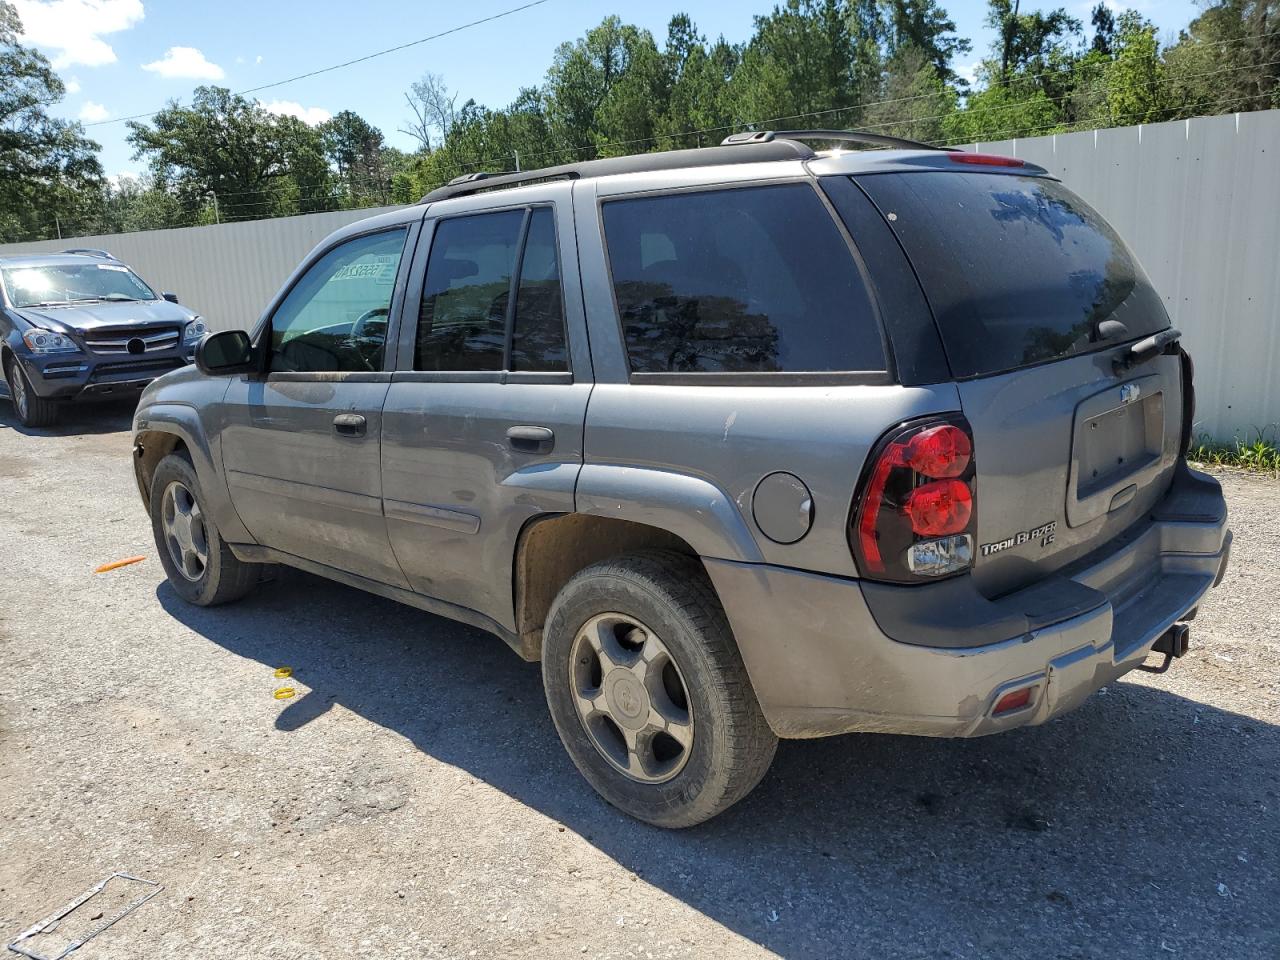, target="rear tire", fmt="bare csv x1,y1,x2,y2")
150,452,259,606
4,356,59,428
542,550,777,828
